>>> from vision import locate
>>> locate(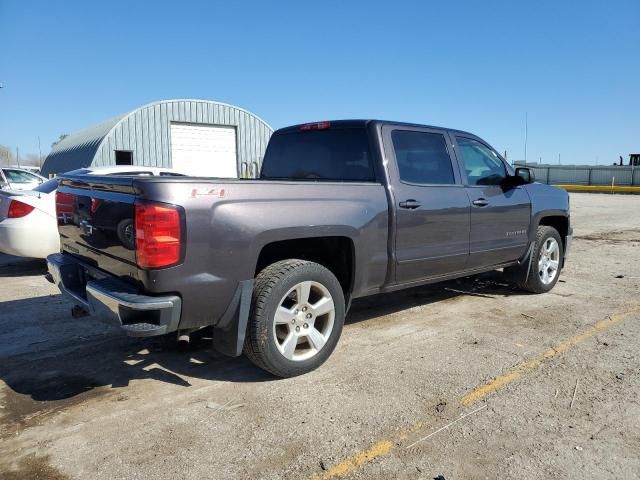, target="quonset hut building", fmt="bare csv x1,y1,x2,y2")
42,99,273,178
